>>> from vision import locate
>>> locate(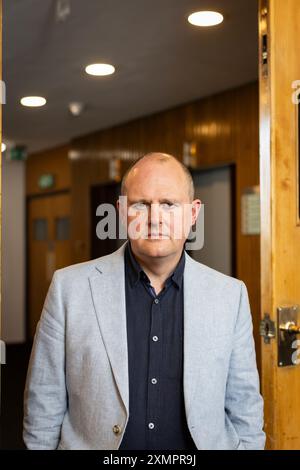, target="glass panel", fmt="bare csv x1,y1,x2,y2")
33,218,47,241
55,217,70,241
